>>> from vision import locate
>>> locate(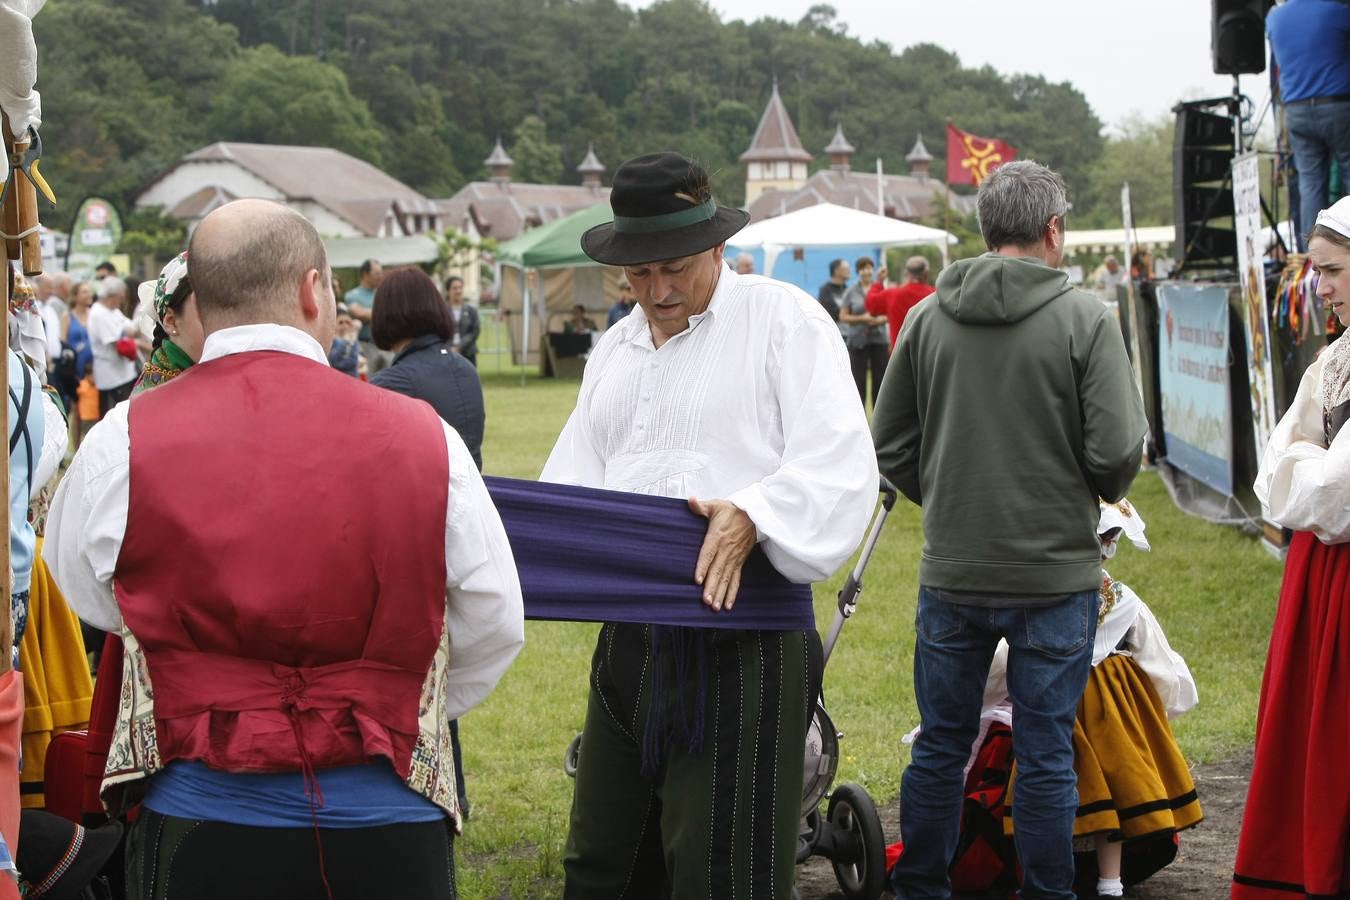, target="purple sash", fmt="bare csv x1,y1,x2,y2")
484,477,816,631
